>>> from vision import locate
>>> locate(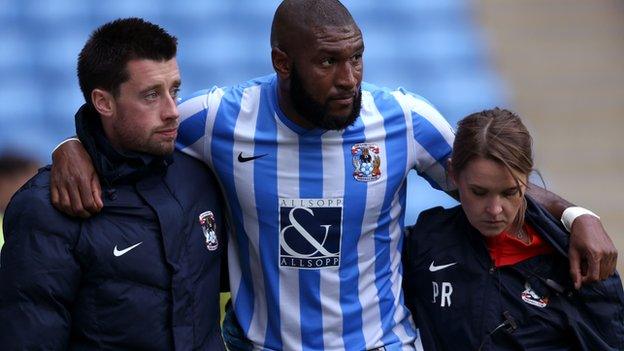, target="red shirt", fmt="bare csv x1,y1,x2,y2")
485,224,555,267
